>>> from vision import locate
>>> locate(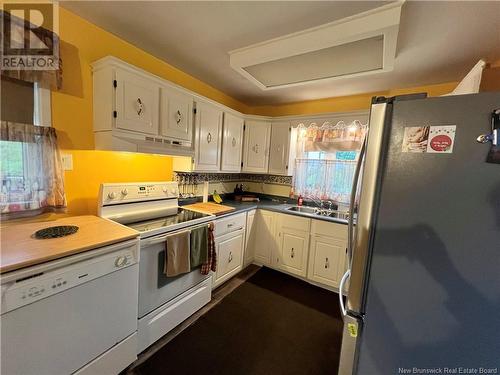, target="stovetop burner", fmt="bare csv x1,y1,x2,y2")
127,208,211,234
